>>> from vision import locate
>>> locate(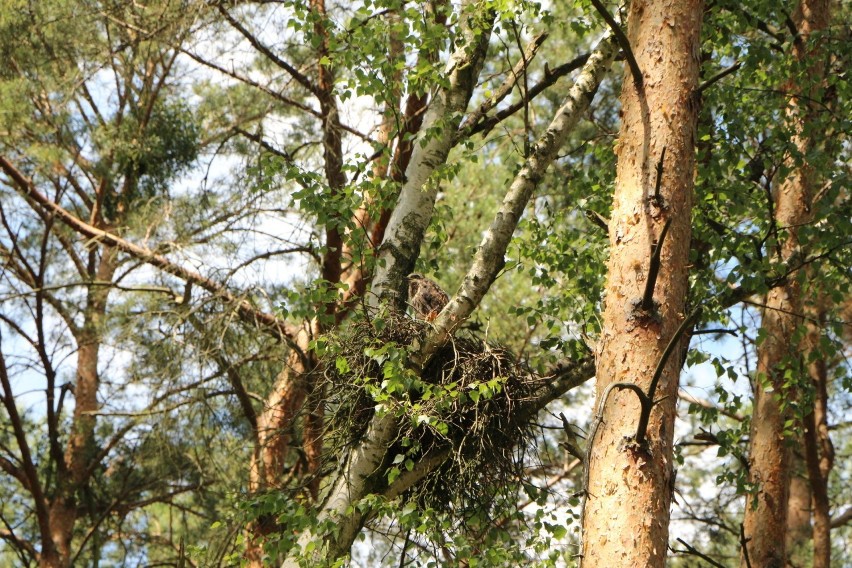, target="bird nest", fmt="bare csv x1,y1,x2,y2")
317,311,545,523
